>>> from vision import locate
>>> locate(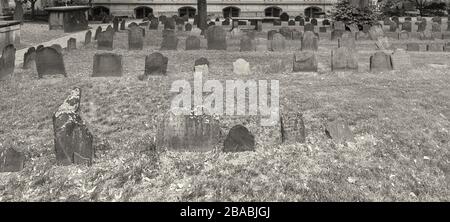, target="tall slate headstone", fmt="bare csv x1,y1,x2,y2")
160,29,179,50
185,35,201,50
0,44,15,80
92,53,123,77
128,26,144,50
36,47,66,78
301,31,318,51
97,29,114,50
206,26,227,50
